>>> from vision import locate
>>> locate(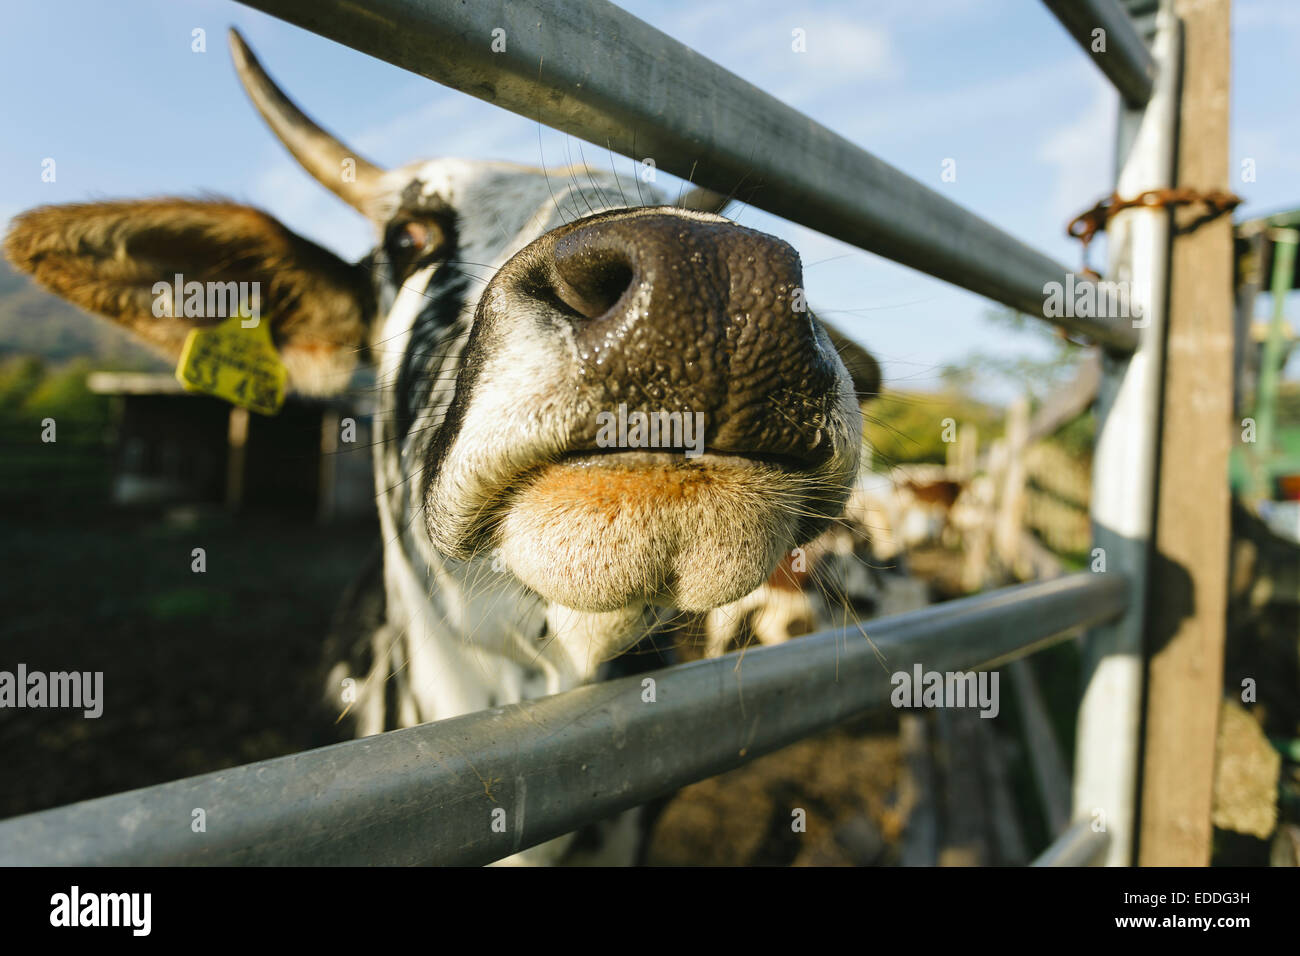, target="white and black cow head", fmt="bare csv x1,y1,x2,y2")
4,29,879,725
